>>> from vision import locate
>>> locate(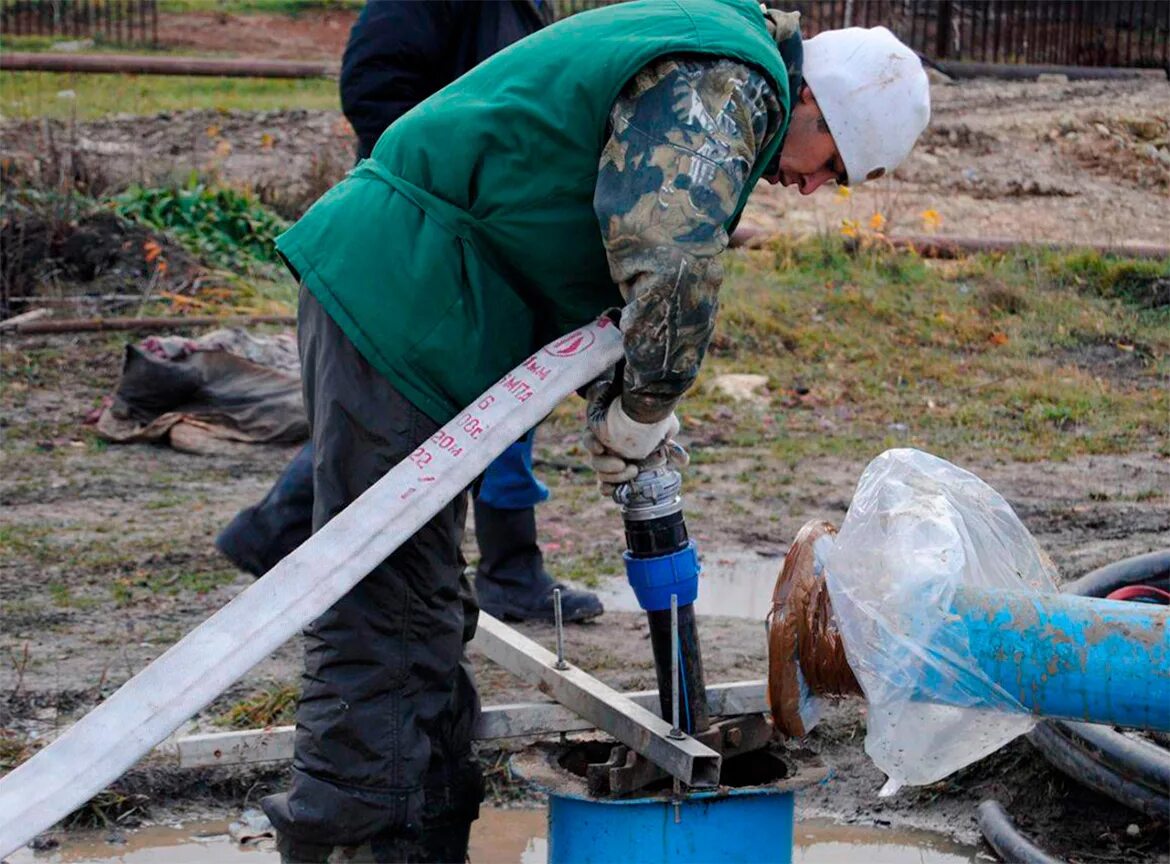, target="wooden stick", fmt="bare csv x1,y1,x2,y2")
6,314,296,335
